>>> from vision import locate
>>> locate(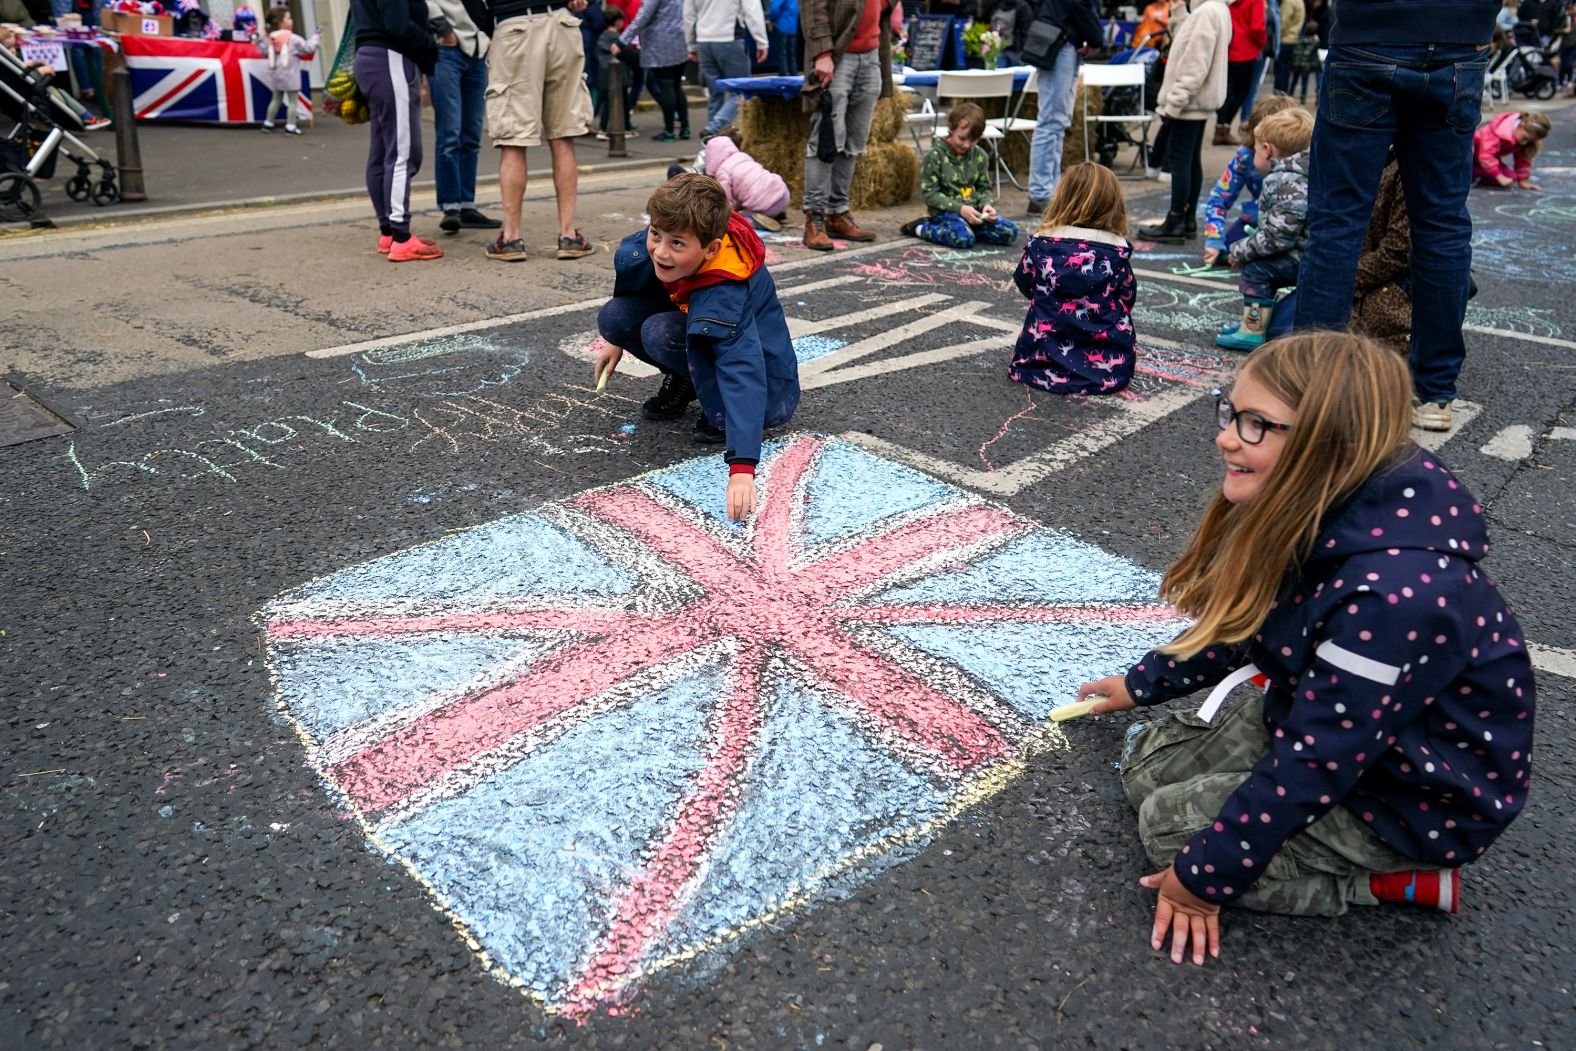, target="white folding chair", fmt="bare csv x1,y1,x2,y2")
1079,62,1153,175
899,85,940,151
984,72,1038,190
1483,49,1513,108
937,69,1018,193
